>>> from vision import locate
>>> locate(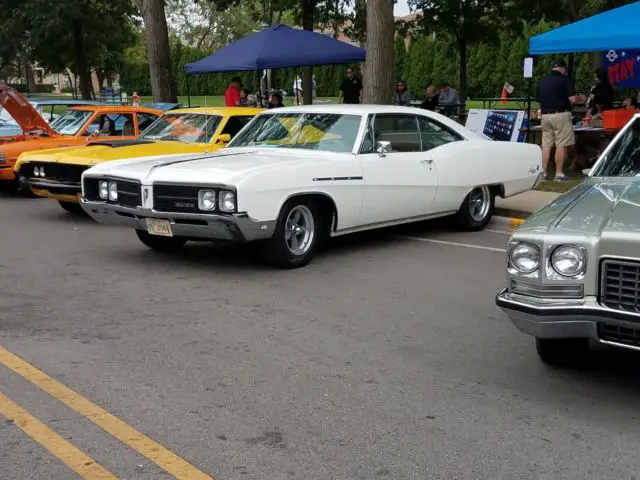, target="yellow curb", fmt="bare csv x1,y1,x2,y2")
508,218,527,232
